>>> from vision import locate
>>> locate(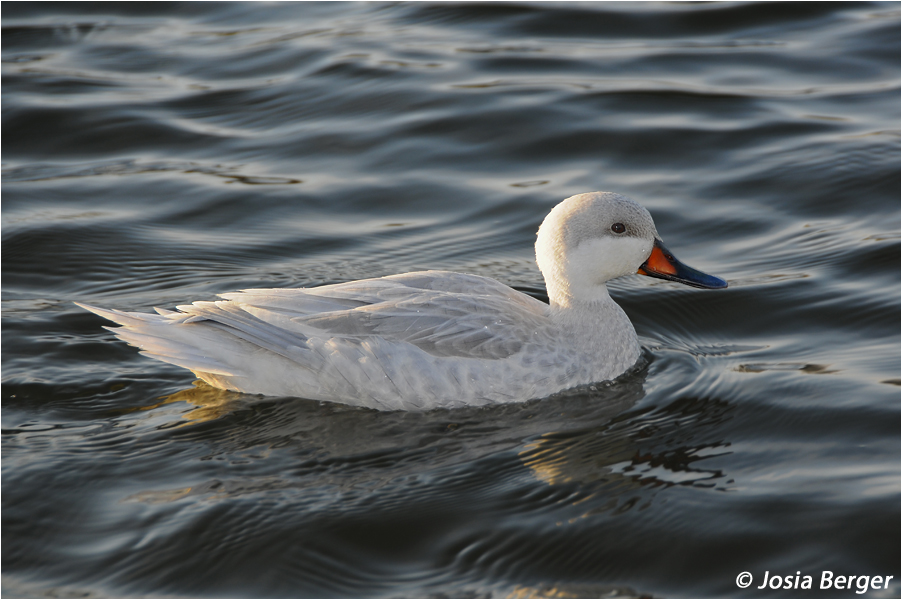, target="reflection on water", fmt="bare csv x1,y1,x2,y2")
121,372,651,507
522,396,734,522
112,379,251,426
